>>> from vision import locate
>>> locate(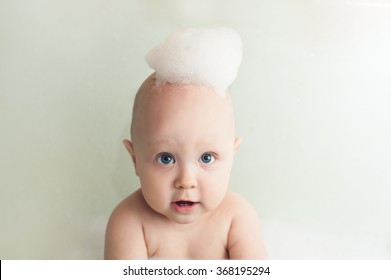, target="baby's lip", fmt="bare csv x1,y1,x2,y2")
173,200,198,206
171,200,199,213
